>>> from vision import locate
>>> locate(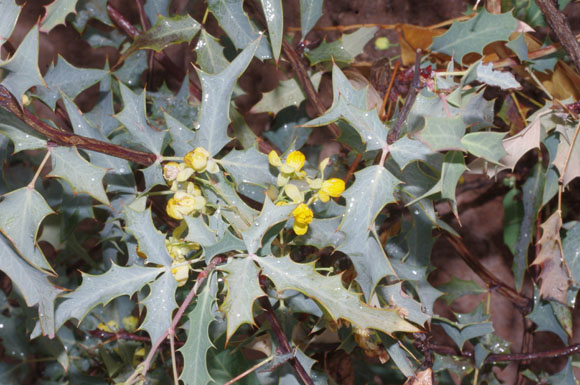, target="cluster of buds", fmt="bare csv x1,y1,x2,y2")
166,236,200,286
163,147,218,220
268,151,345,236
